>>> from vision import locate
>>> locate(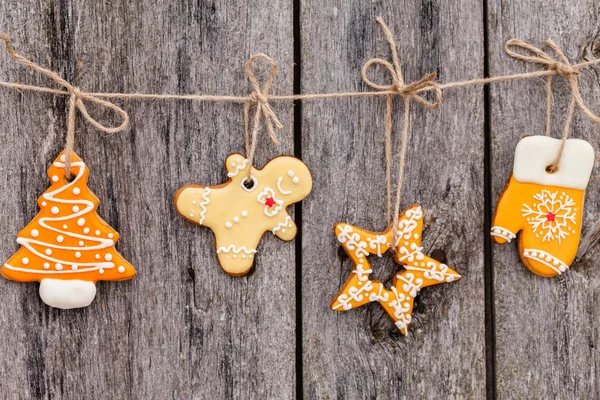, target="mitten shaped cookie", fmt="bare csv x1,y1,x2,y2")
491,136,594,277
175,154,312,276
